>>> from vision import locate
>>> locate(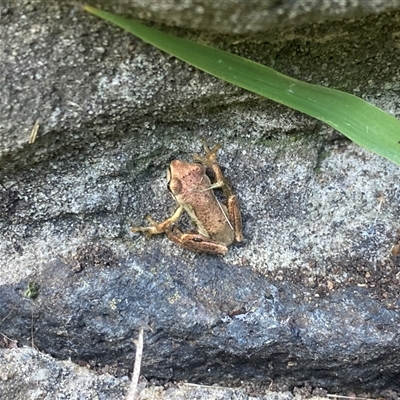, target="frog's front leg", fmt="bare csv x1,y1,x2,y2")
193,140,243,242
165,225,228,256
131,204,184,237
